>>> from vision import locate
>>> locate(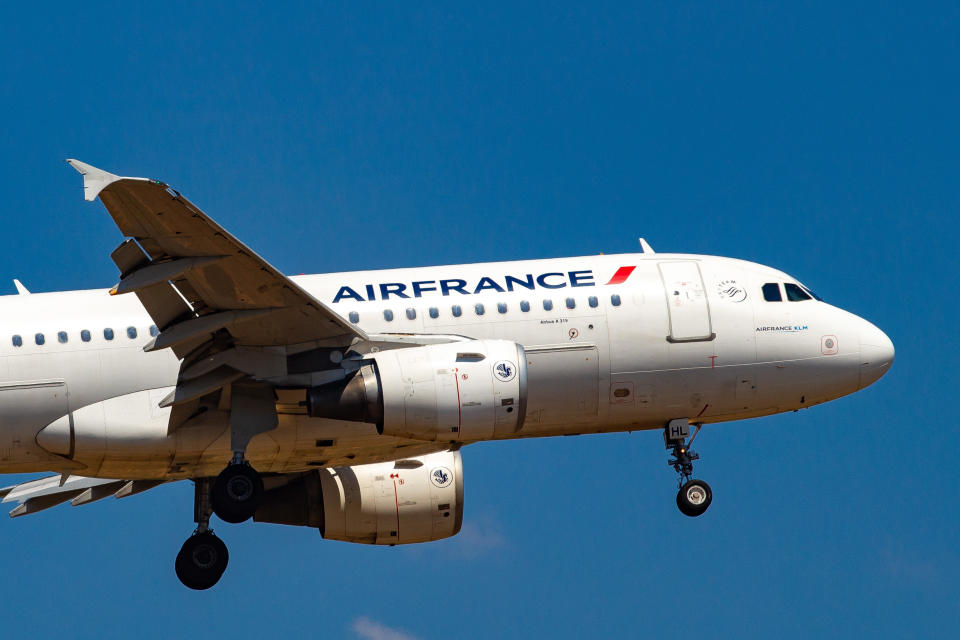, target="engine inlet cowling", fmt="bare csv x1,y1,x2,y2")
254,450,464,545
